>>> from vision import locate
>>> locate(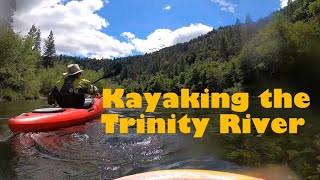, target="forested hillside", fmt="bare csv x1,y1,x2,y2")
112,16,262,94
